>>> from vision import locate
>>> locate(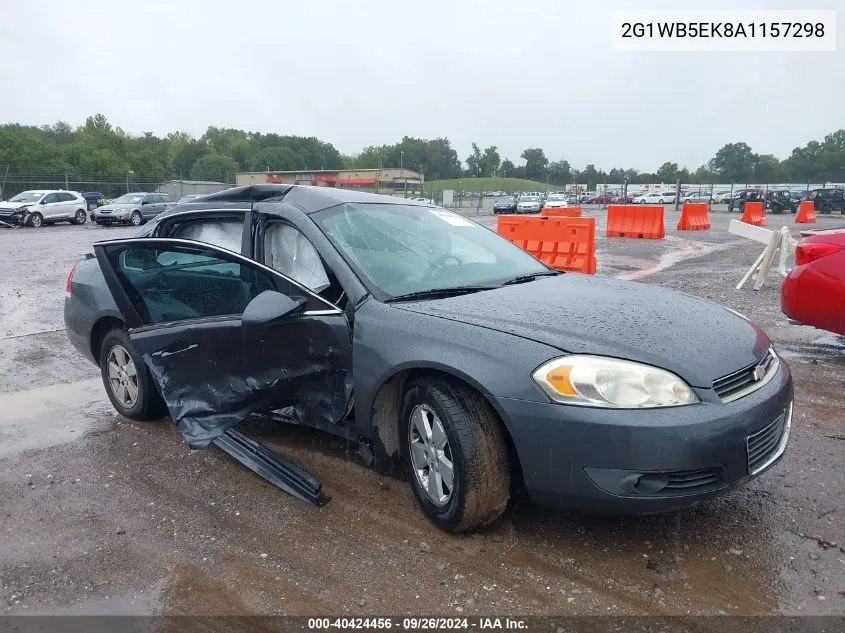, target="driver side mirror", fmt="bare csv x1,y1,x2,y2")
242,290,307,330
